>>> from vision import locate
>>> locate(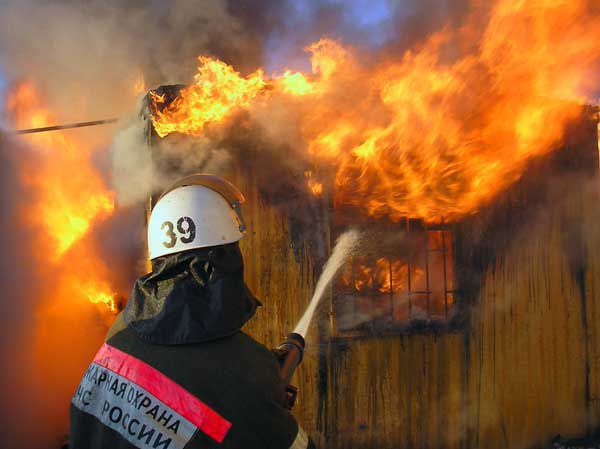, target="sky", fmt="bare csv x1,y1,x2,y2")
264,0,394,72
